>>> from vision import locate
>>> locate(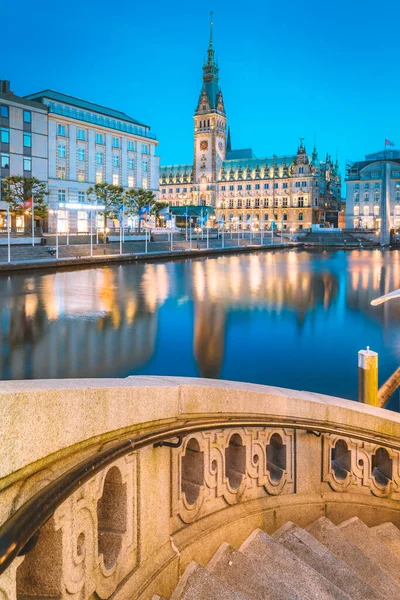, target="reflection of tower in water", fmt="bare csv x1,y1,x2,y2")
193,301,226,379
